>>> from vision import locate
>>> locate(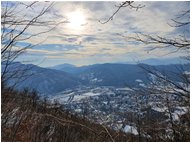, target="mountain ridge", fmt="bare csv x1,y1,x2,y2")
3,62,190,95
